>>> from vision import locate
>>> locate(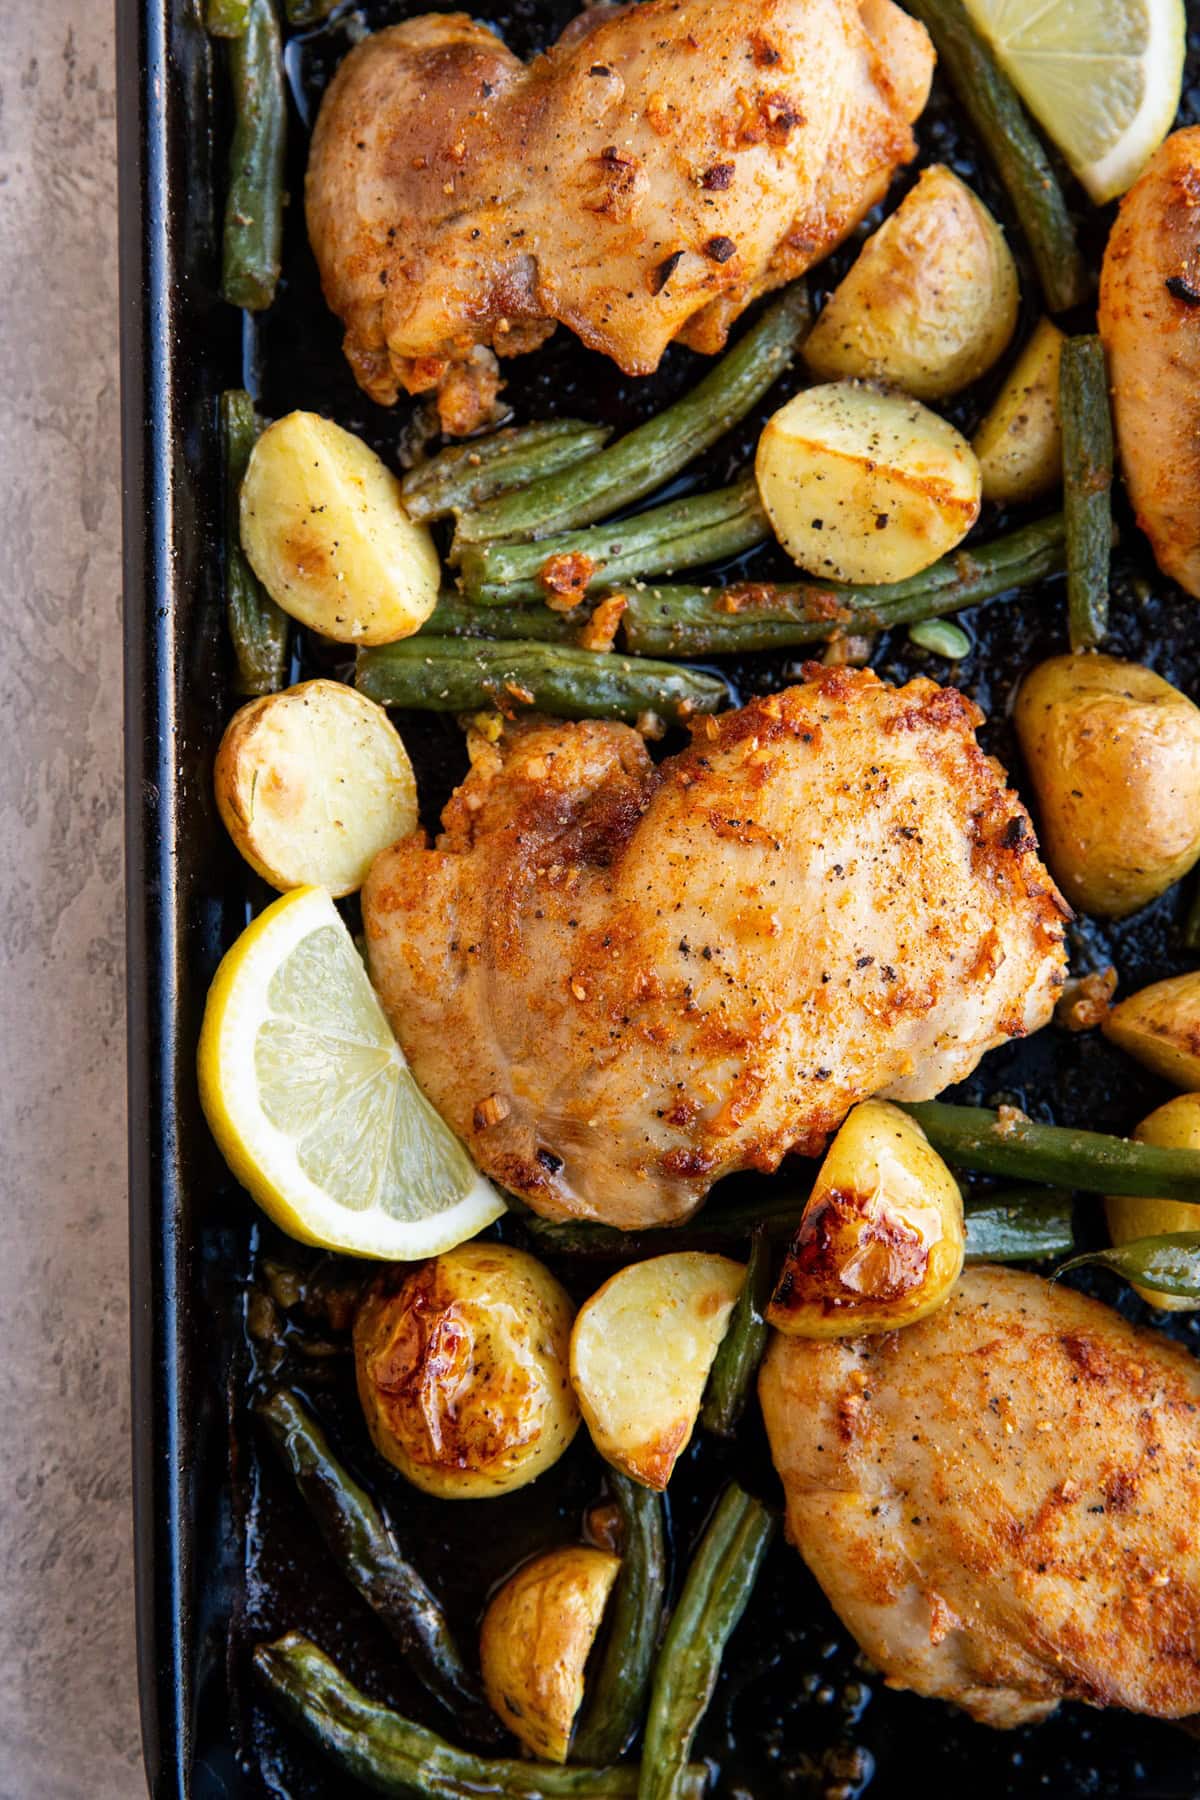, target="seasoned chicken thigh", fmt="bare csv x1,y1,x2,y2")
306,0,934,425
362,670,1067,1228
760,1266,1200,1727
